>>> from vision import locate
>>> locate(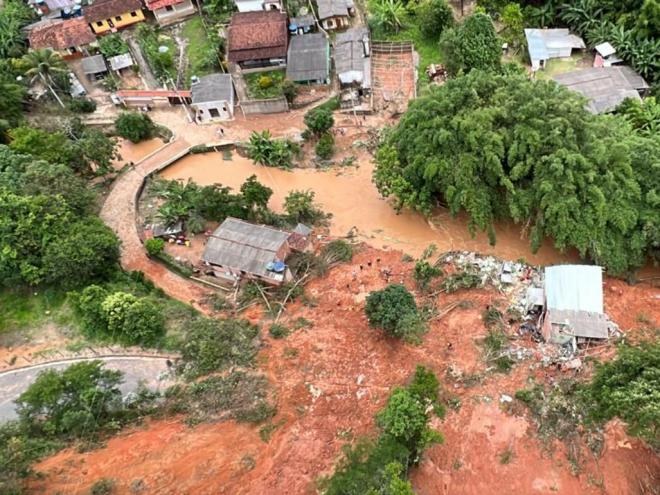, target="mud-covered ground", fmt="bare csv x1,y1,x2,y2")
30,247,660,495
